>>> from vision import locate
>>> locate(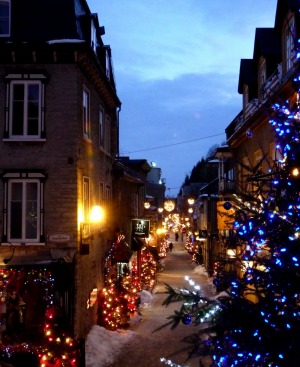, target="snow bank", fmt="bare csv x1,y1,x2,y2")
85,325,134,367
